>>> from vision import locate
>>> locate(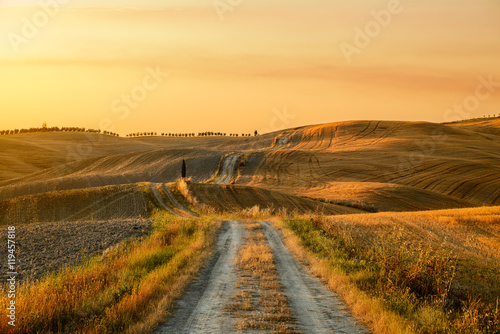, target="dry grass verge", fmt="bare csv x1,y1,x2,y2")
274,208,500,334
225,222,299,333
0,214,221,333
